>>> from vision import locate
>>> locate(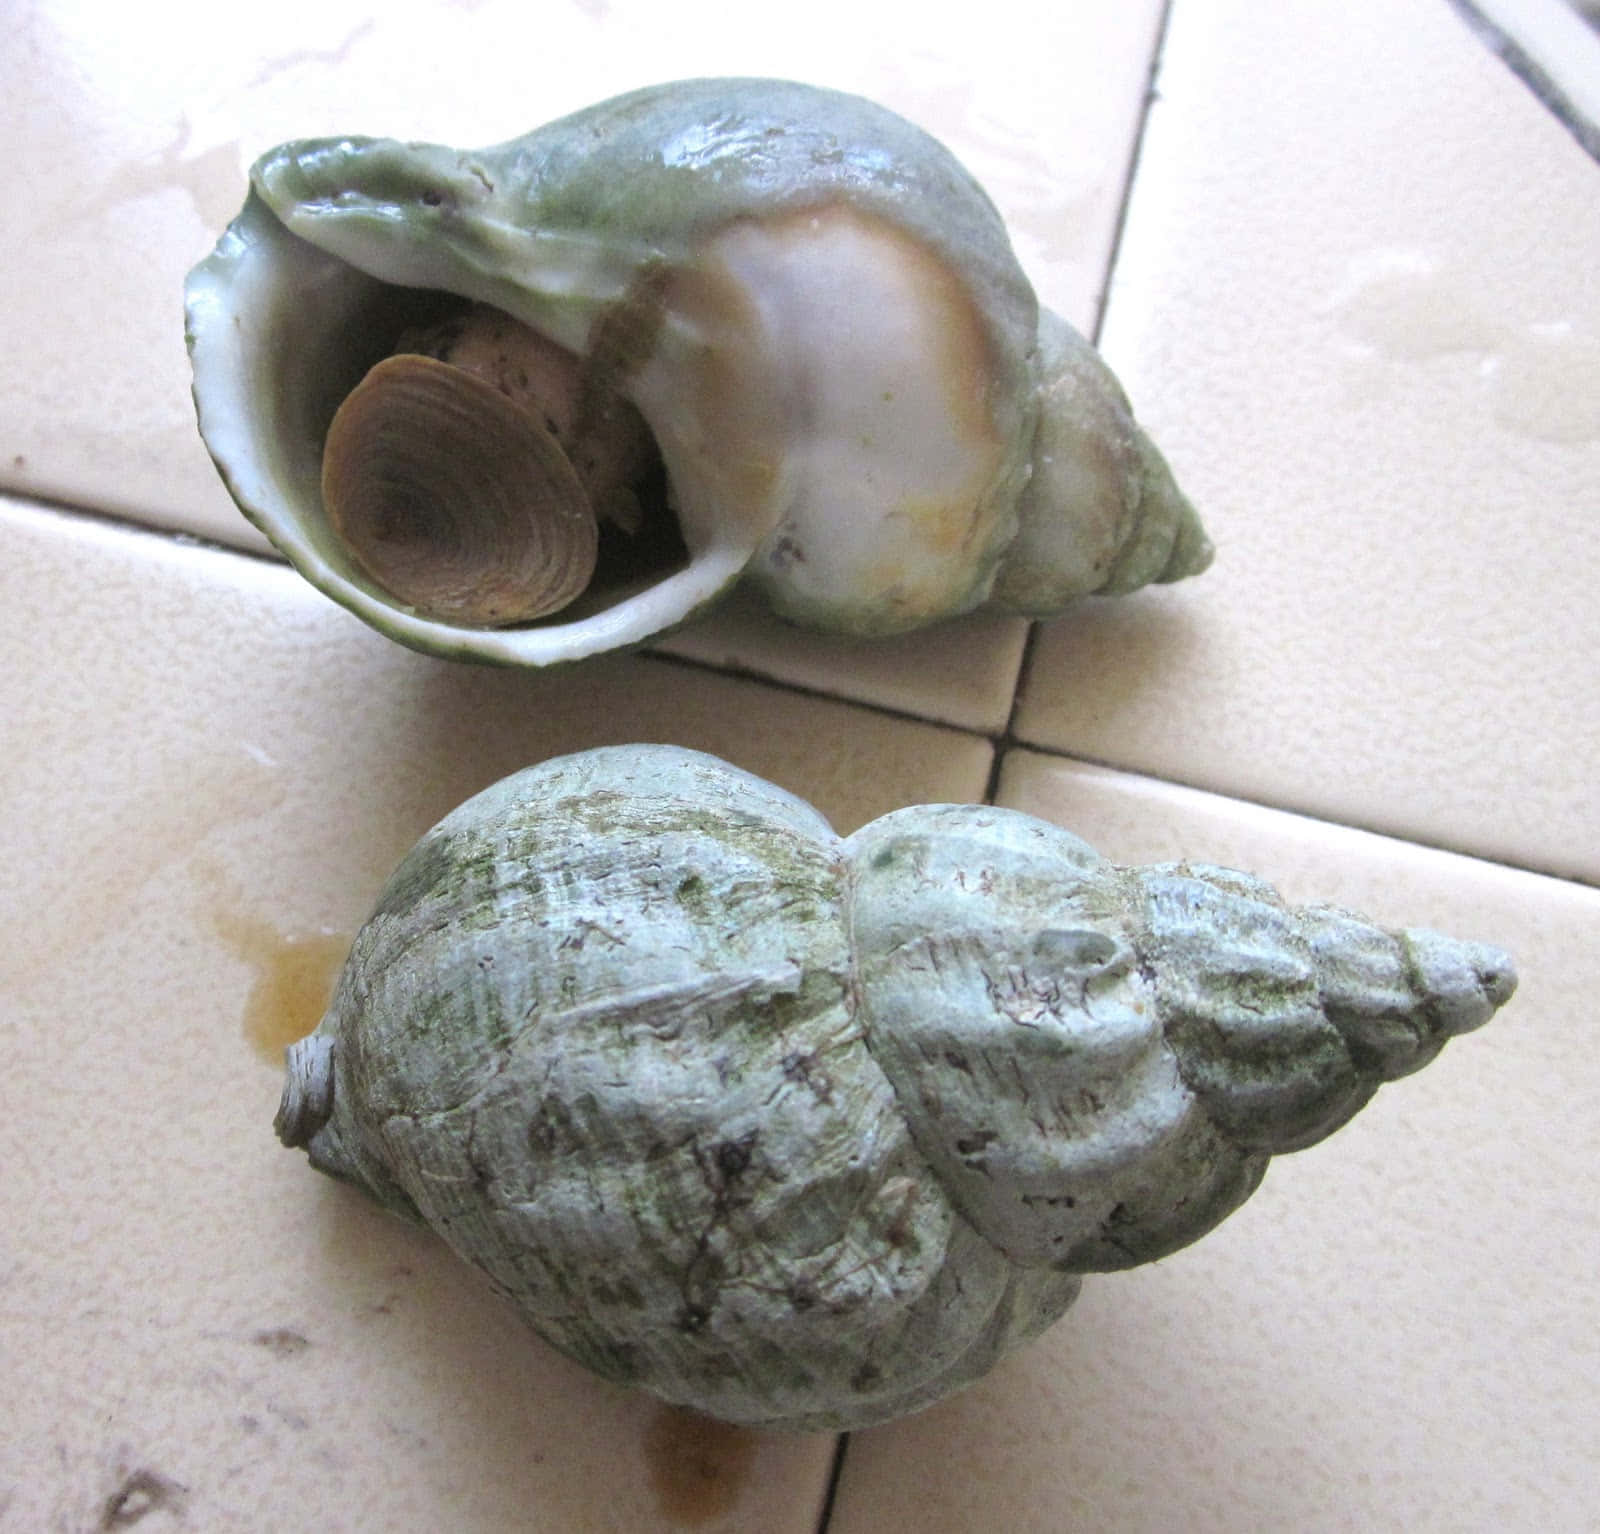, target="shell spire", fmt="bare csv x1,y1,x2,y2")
1138,865,1515,1153
845,804,1514,1275
994,310,1213,613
